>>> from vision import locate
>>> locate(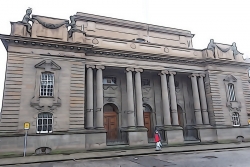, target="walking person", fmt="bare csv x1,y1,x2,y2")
154,130,162,151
